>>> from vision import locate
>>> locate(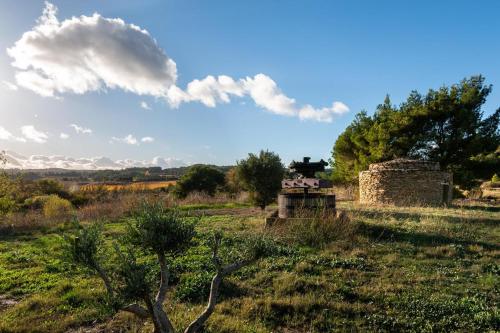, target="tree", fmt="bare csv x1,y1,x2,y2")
65,201,272,333
224,167,243,195
236,150,284,209
0,151,6,167
331,76,500,186
174,165,225,198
